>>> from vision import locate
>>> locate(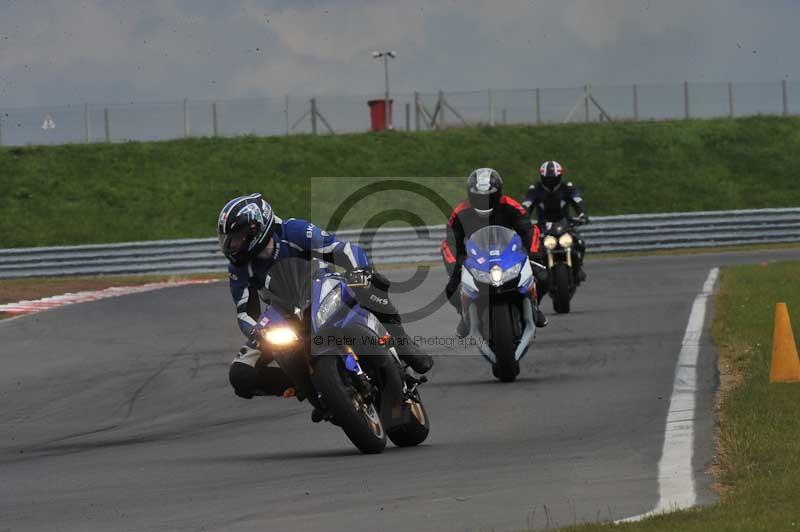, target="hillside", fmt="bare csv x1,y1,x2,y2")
1,116,798,248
